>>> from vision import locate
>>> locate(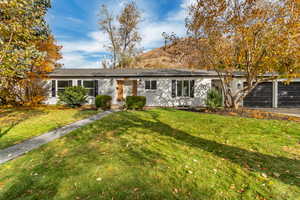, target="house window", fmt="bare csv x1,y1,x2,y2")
145,80,157,90
57,80,72,94
172,80,195,98
83,80,95,97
